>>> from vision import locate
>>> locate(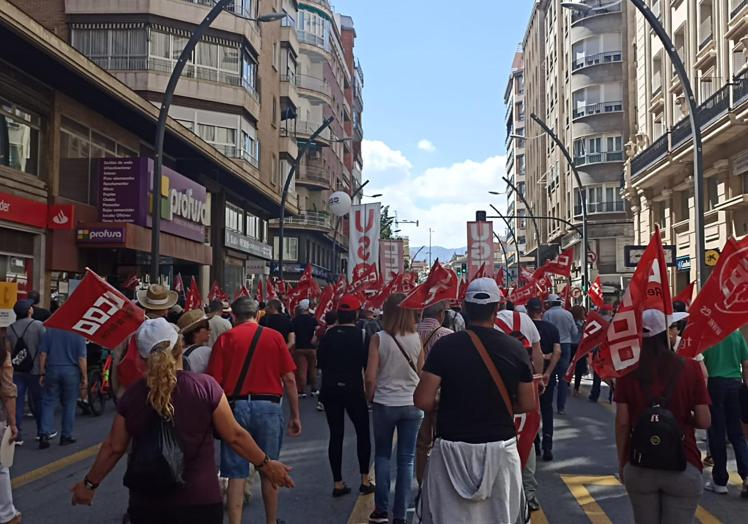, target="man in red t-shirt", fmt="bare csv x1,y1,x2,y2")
208,297,301,524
